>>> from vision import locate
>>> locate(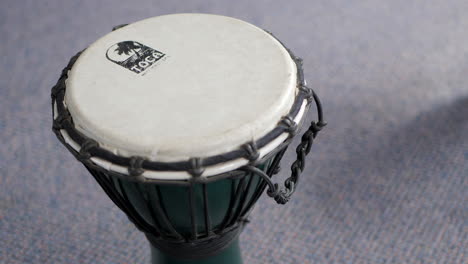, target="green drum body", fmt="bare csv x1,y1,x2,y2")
85,157,279,263
51,14,325,264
